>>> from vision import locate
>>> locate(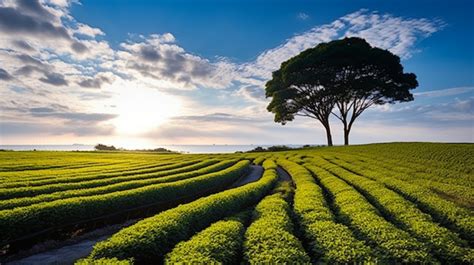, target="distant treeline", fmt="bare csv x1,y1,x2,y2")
94,144,176,153
244,145,319,153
